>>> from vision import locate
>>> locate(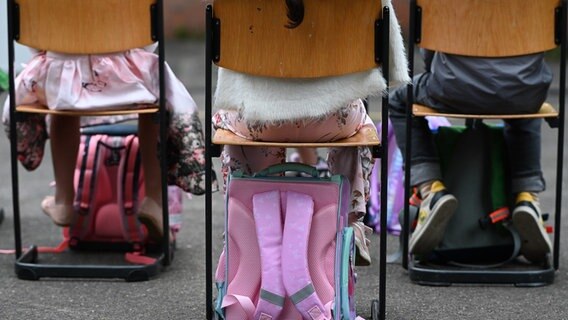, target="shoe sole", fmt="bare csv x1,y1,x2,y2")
513,206,552,263
409,195,458,256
